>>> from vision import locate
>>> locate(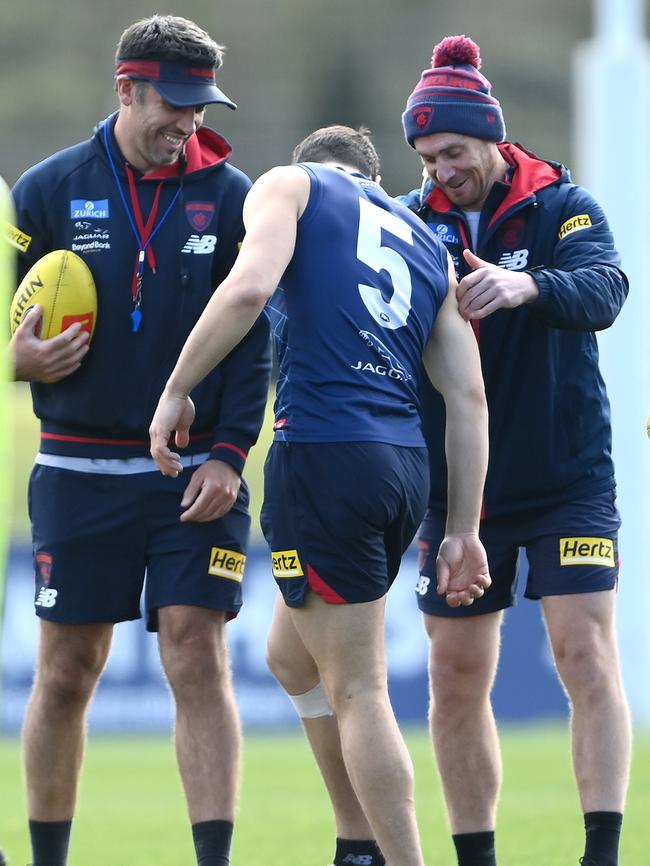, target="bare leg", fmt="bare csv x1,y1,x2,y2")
290,594,426,866
267,594,374,839
23,621,113,820
542,591,631,813
424,611,502,834
158,605,241,823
